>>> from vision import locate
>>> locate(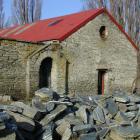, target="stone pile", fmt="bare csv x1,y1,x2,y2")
1,88,140,140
